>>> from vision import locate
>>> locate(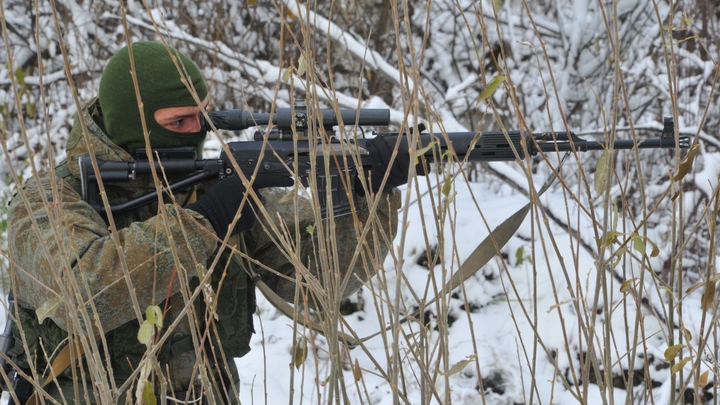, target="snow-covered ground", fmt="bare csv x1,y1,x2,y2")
2,0,719,403
233,168,692,405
